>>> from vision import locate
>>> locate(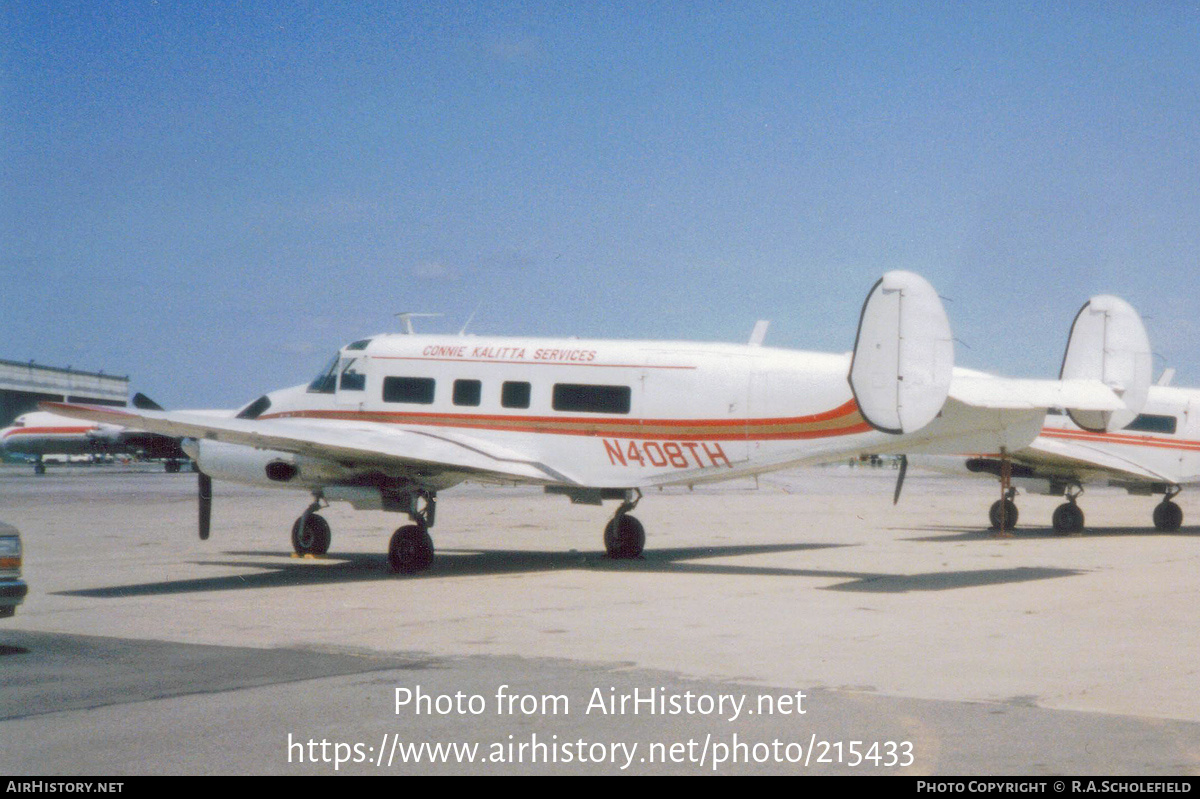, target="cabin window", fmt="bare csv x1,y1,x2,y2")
382,376,435,404
552,383,631,414
307,354,339,394
1124,414,1177,435
501,381,531,409
338,358,365,391
453,379,482,407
